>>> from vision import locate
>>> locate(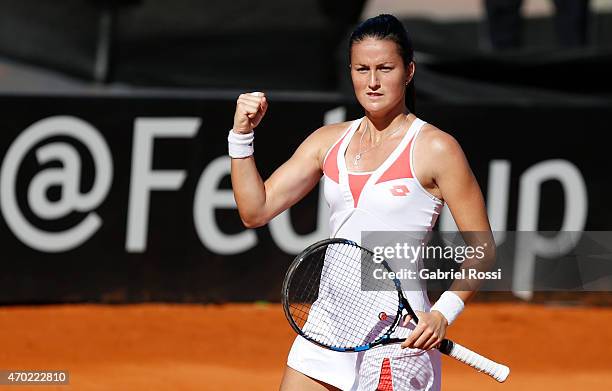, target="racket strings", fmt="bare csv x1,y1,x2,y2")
326,245,383,345
288,247,326,323
326,245,374,325
287,242,401,349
